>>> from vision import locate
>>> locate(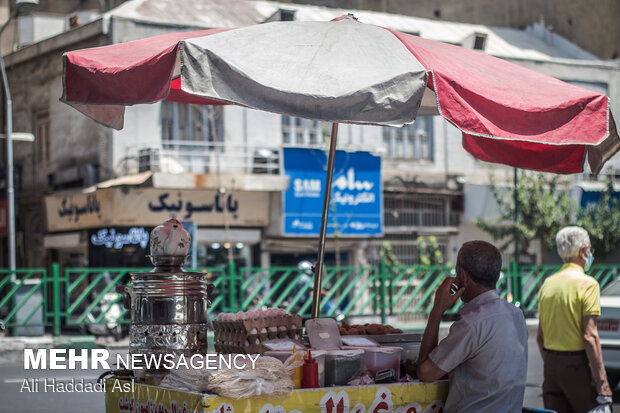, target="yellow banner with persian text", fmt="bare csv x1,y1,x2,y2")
105,379,448,413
